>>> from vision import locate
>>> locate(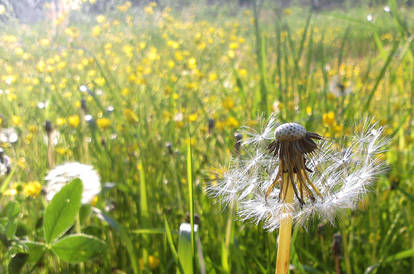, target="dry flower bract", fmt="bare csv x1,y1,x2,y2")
209,115,388,231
